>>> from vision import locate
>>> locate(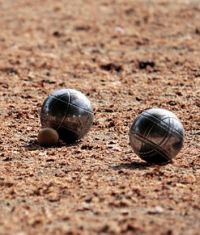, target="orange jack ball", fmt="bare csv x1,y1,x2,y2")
38,128,59,146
